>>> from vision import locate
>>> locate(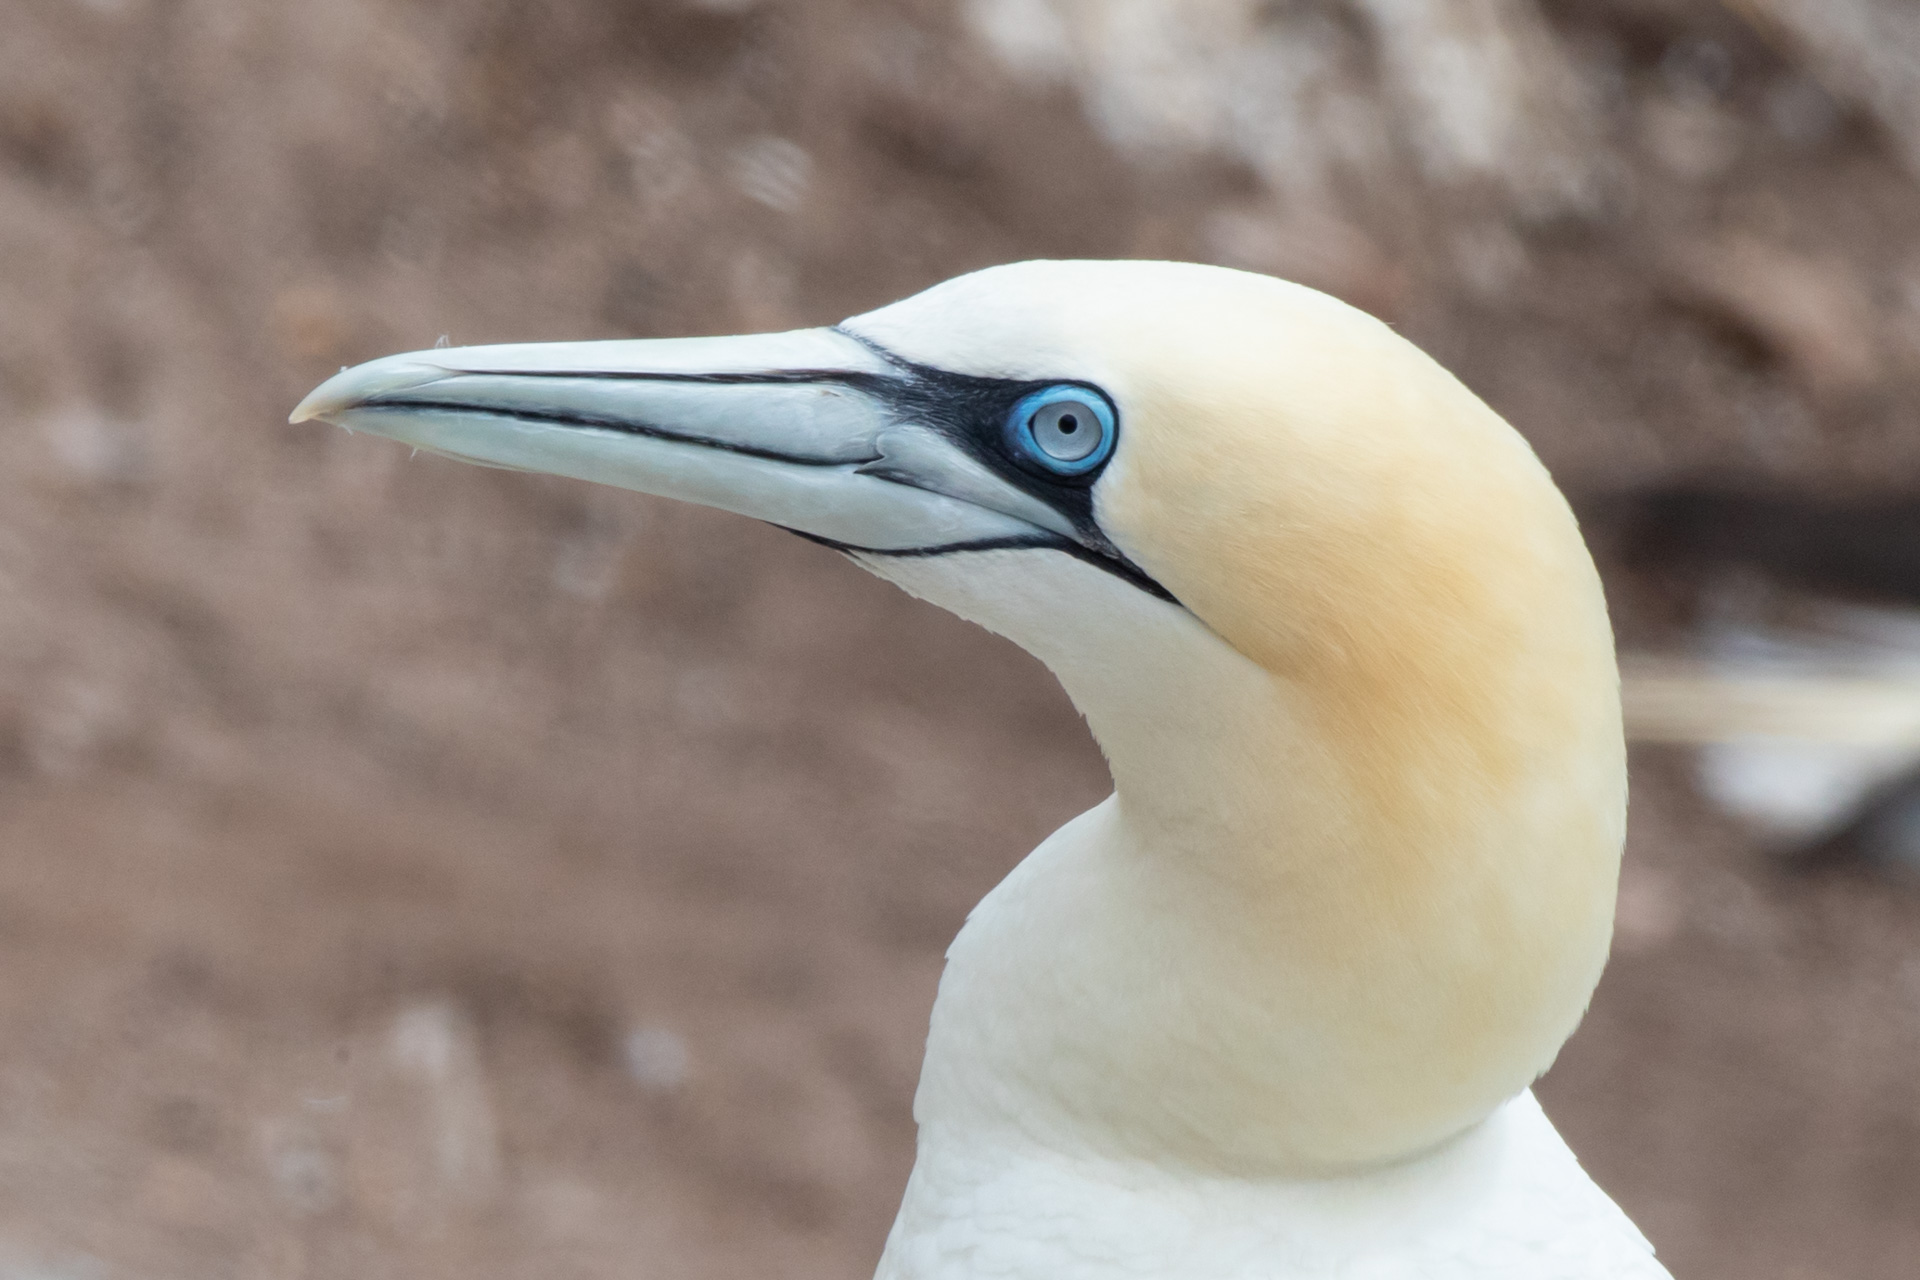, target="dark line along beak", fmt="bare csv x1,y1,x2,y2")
291,328,1086,555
